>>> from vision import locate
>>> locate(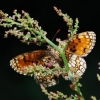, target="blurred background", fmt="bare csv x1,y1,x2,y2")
0,0,100,100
